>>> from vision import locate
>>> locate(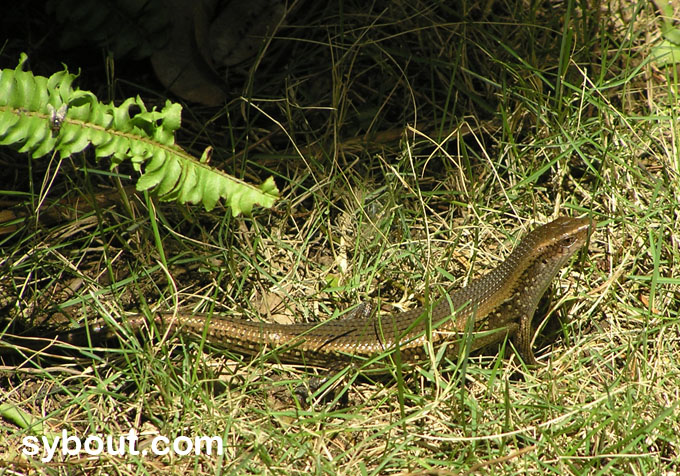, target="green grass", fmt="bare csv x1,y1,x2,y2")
1,0,680,474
